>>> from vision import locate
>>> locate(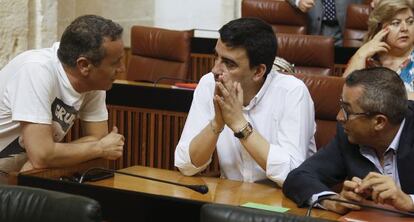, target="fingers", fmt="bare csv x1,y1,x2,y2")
371,183,393,204
215,78,242,106
323,195,360,213
351,176,362,184
344,178,361,190
358,172,383,191
341,179,365,203
372,27,390,41
236,82,243,104
358,172,400,205
376,42,391,52
112,126,118,134
216,81,230,99
298,0,315,12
